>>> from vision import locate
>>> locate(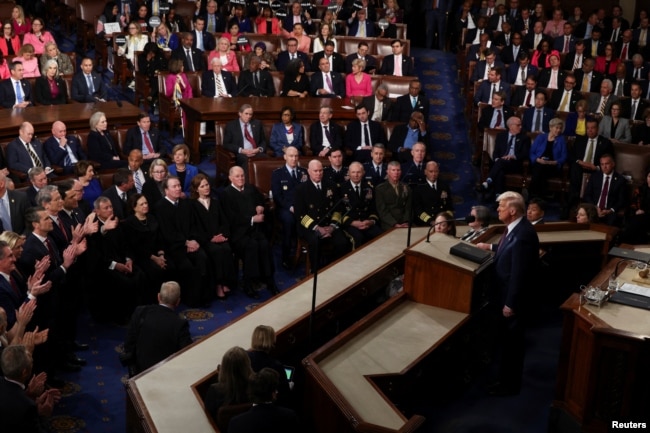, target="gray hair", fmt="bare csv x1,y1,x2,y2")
35,185,59,206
